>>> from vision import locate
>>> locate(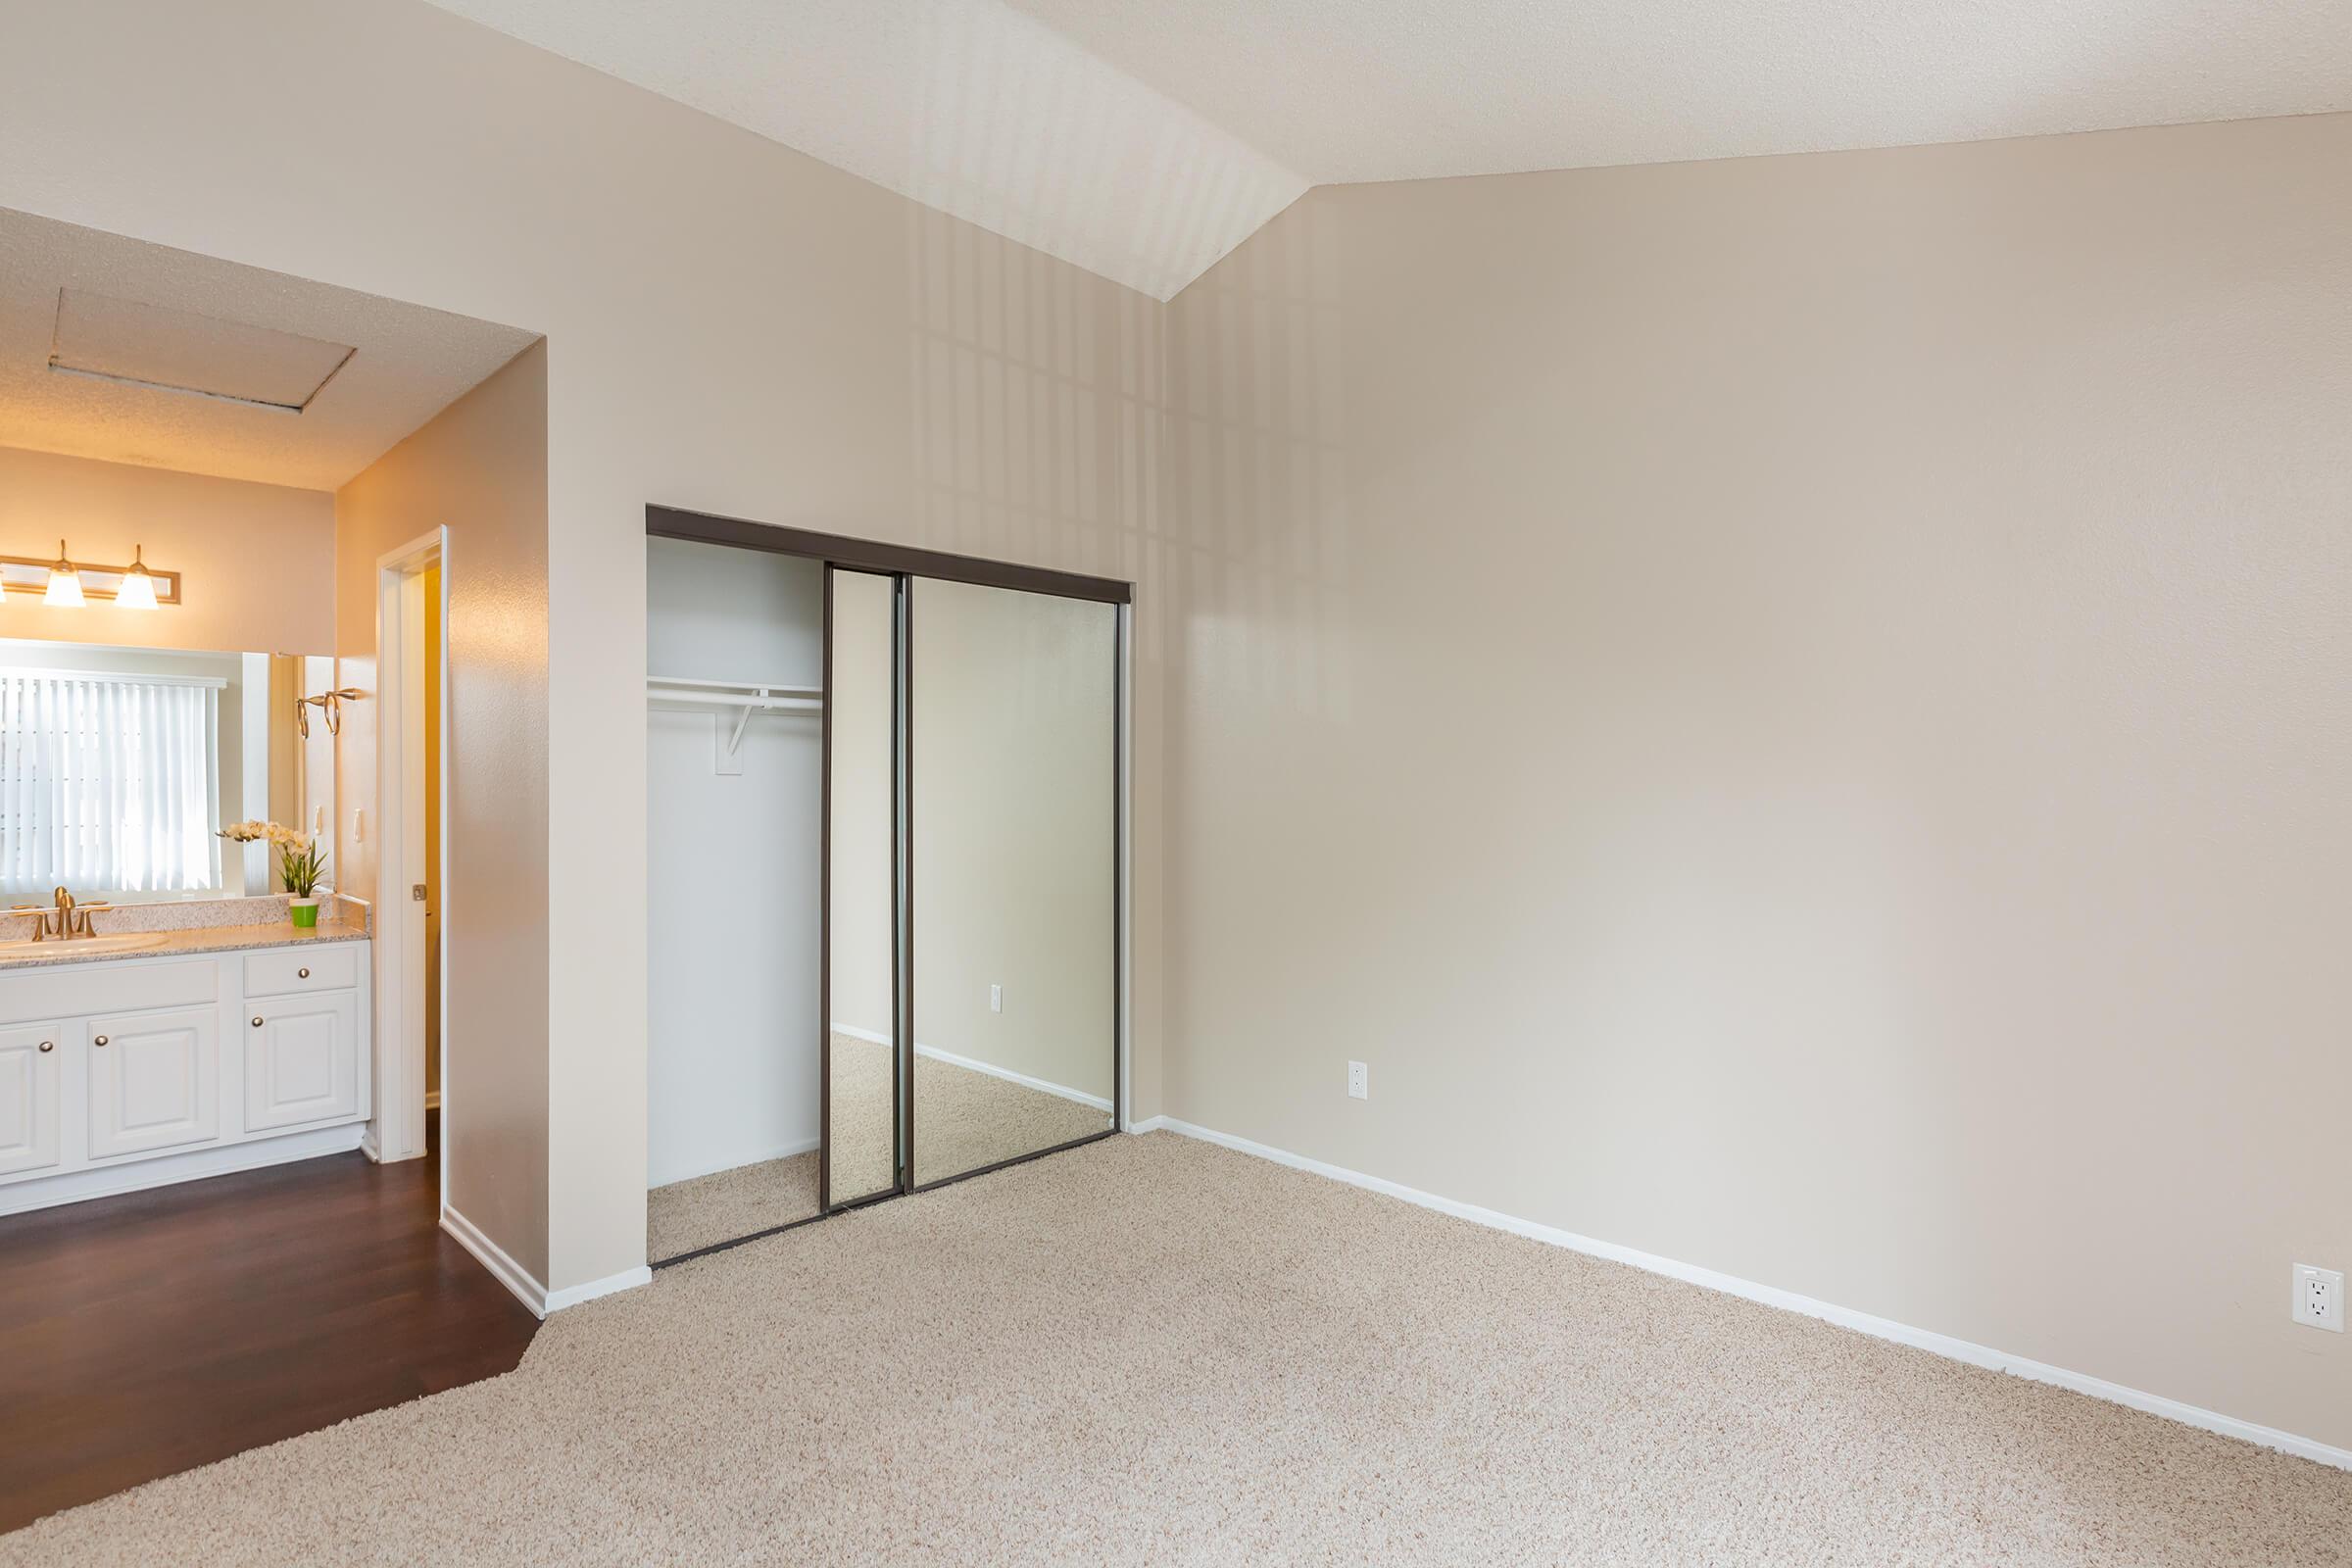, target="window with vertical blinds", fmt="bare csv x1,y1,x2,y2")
0,670,222,899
